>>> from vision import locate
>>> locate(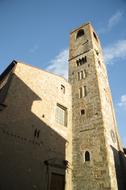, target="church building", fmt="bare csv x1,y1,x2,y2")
0,22,126,190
